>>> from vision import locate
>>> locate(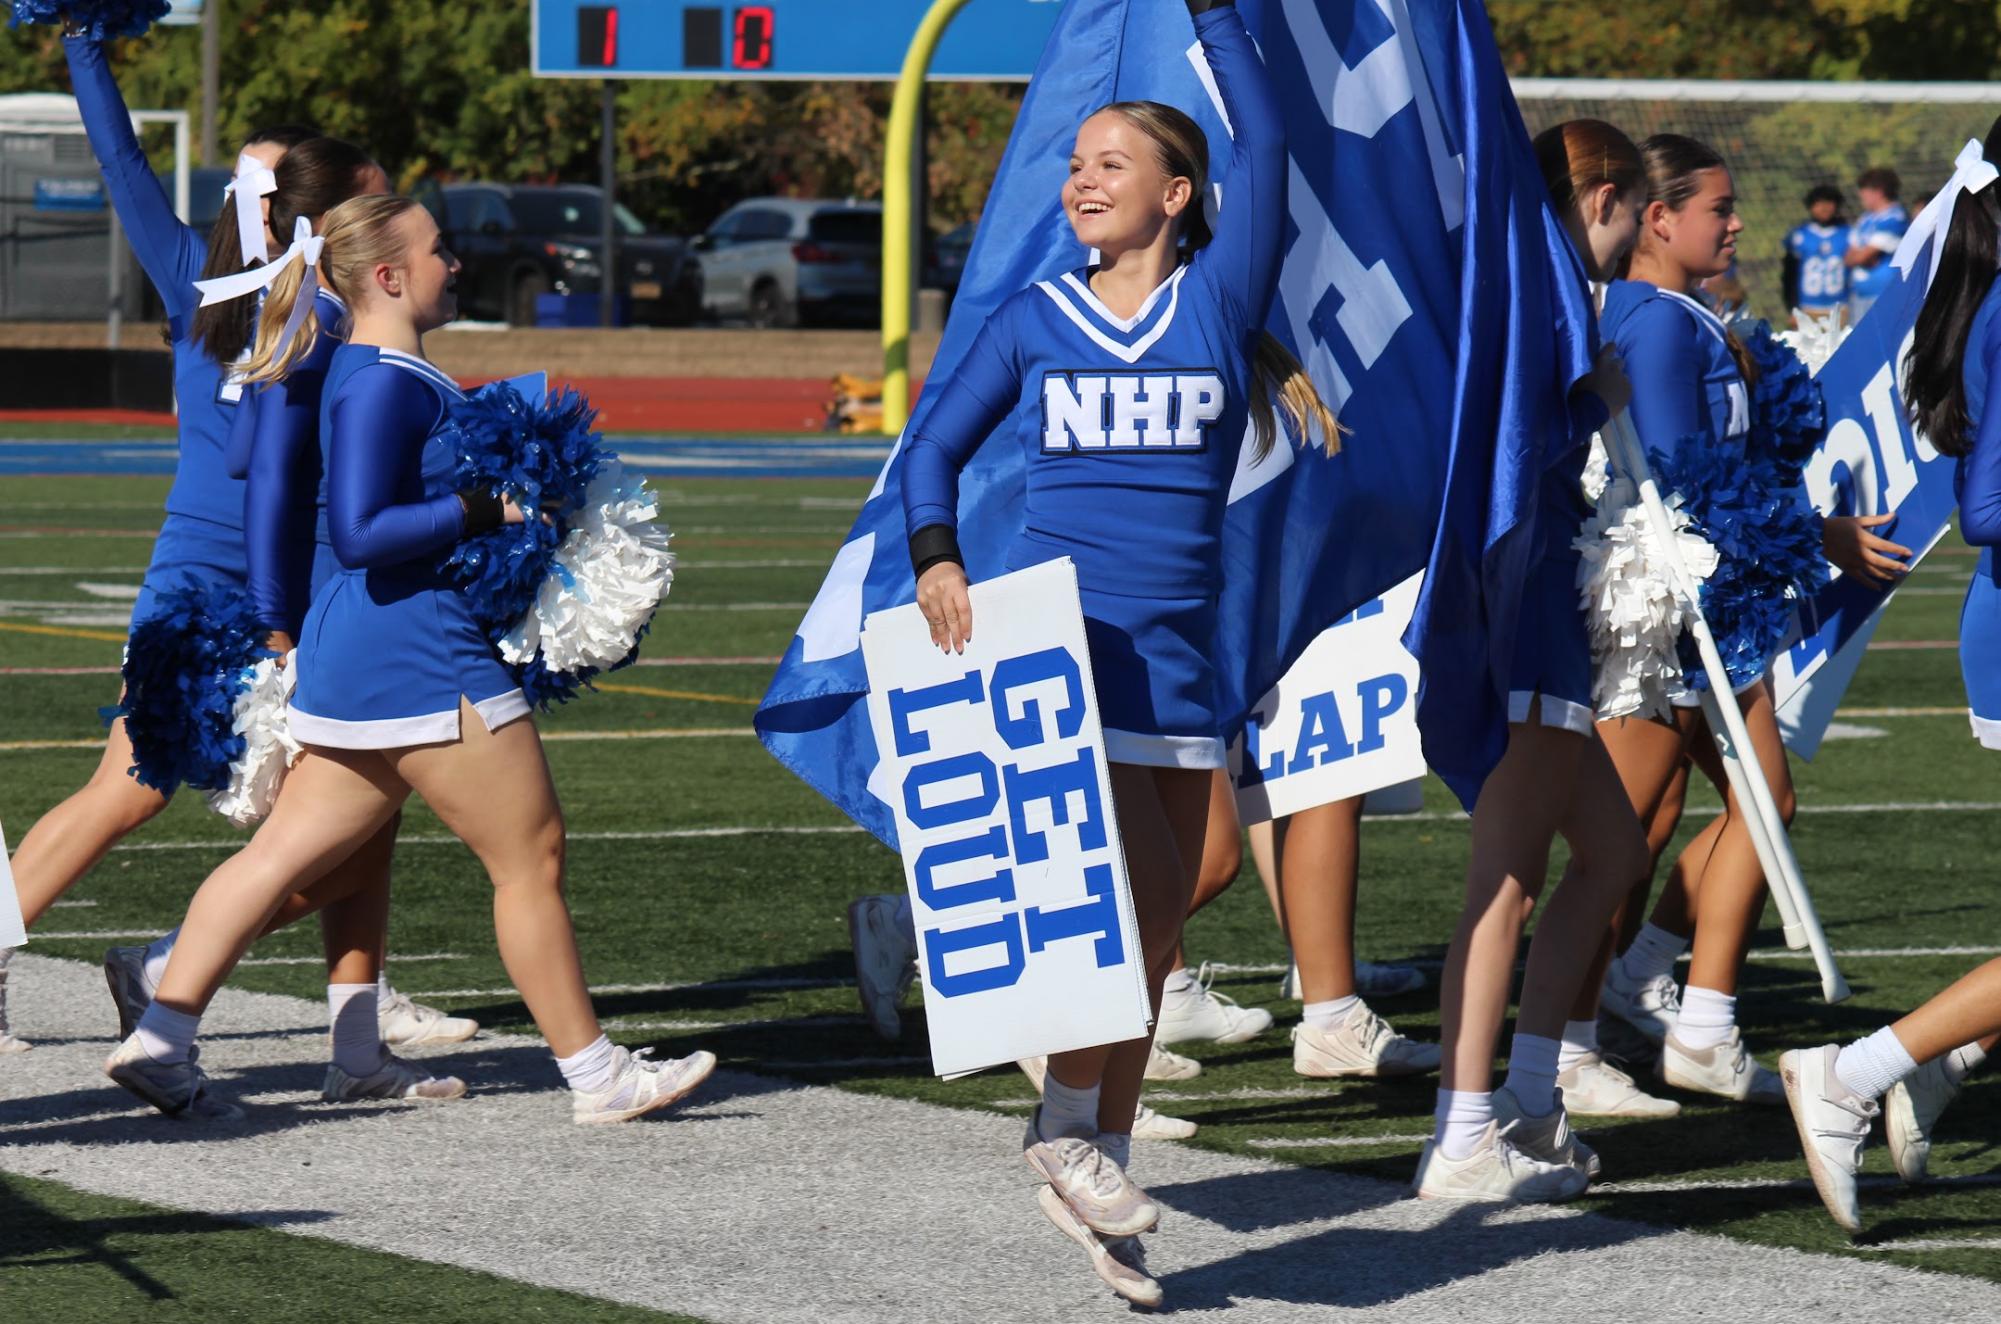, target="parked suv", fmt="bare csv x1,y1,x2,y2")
694,198,880,327
438,183,701,326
